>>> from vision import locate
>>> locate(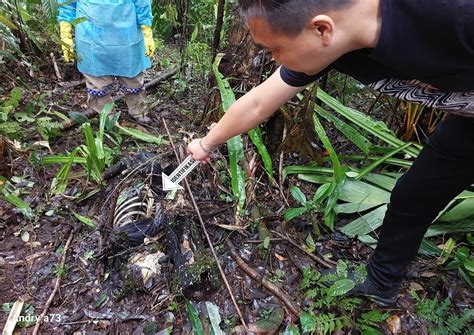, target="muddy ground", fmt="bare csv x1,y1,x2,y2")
0,55,473,334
